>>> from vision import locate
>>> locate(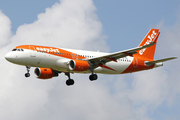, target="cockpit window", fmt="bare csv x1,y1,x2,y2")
12,48,24,51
